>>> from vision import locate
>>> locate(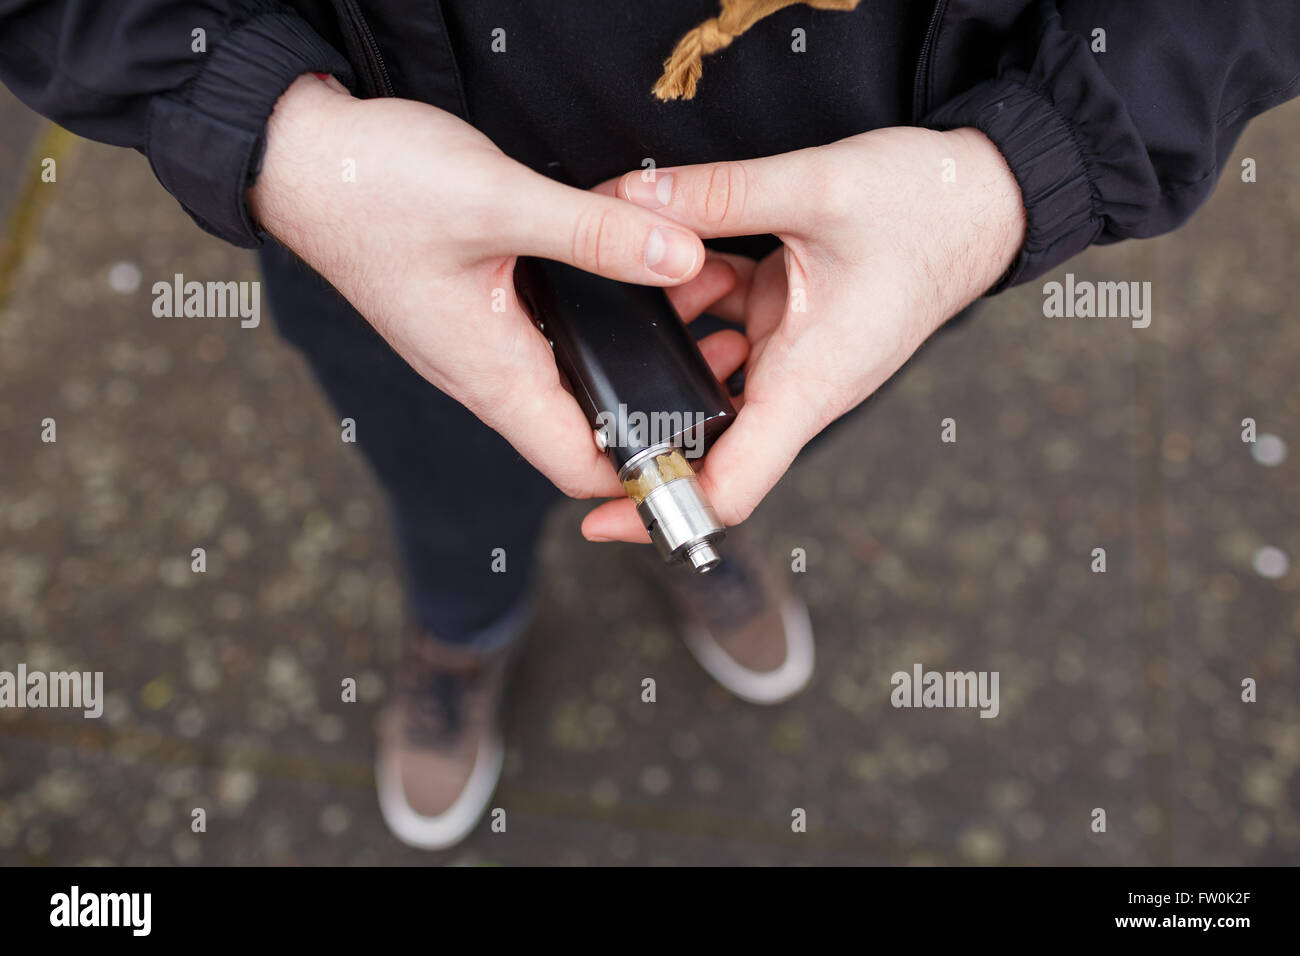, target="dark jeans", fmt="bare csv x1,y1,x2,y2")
259,239,977,646
259,240,560,645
